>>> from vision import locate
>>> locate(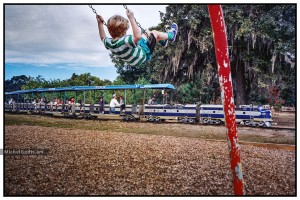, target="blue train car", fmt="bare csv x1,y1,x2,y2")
143,104,199,123
236,105,272,126
199,104,272,127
